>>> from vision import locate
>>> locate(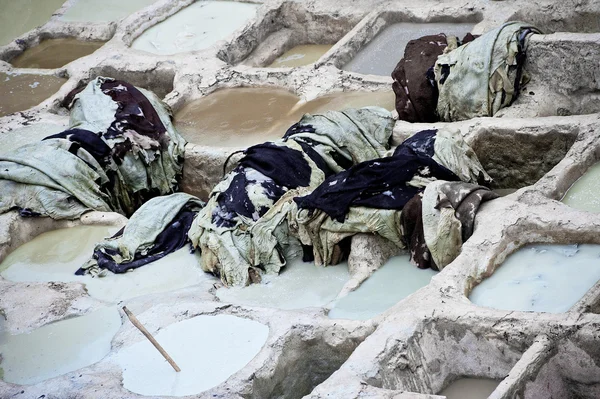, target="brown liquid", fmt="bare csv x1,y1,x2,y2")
11,39,105,69
174,88,301,148
175,89,395,148
0,72,67,117
439,378,500,398
268,44,333,68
